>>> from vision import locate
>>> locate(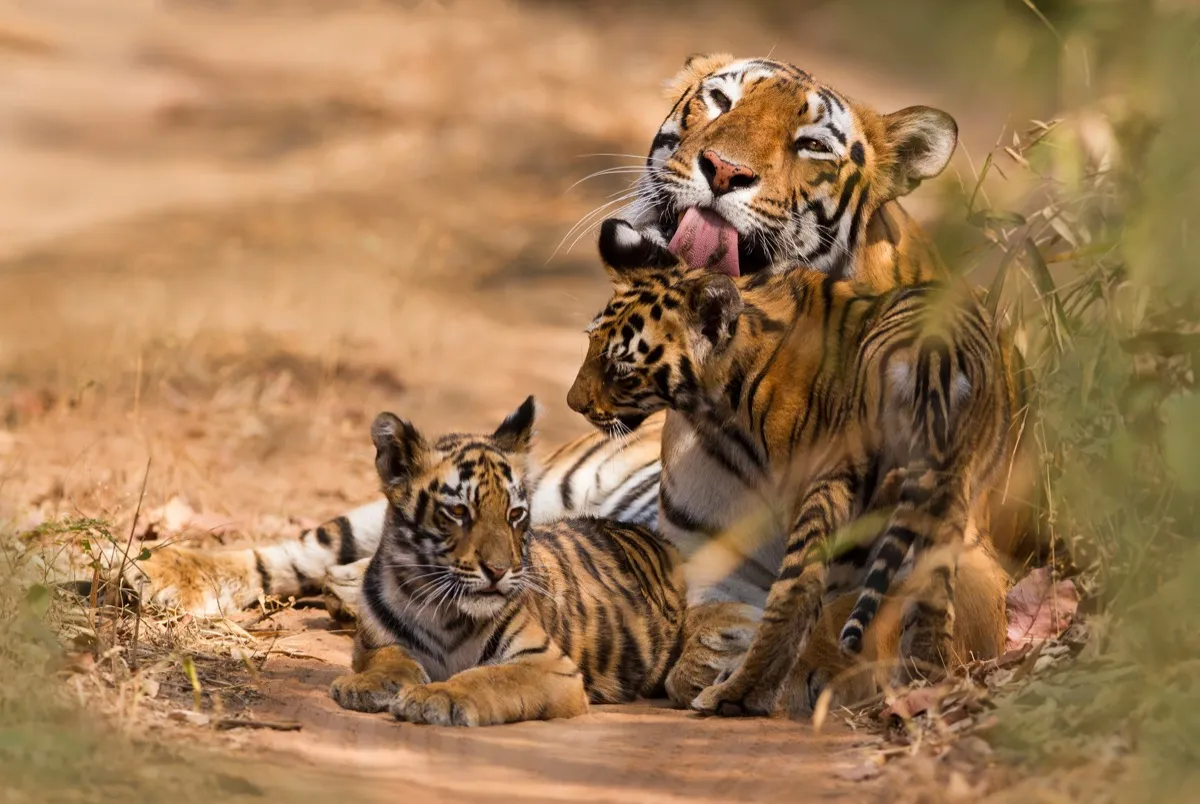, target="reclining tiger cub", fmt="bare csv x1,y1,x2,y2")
109,53,1034,716
568,217,1013,716
327,396,687,726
